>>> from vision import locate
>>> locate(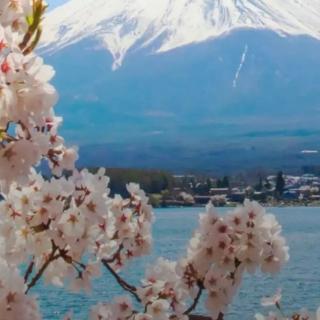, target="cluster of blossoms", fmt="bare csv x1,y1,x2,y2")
88,201,289,320
256,310,320,320
255,290,320,320
0,0,77,189
89,295,174,320
0,259,41,319
0,1,155,319
0,165,153,317
89,287,180,320
178,200,289,319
